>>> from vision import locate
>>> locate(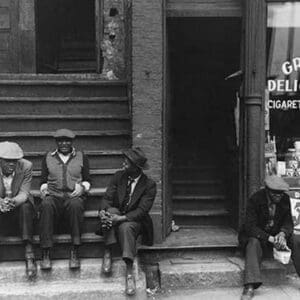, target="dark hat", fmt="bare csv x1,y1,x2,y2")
123,147,149,170
53,129,75,139
0,141,24,159
265,175,289,191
